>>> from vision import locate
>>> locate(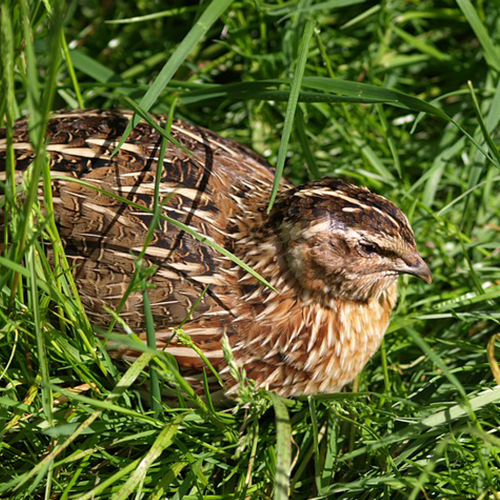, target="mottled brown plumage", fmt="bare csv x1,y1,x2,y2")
0,109,431,397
